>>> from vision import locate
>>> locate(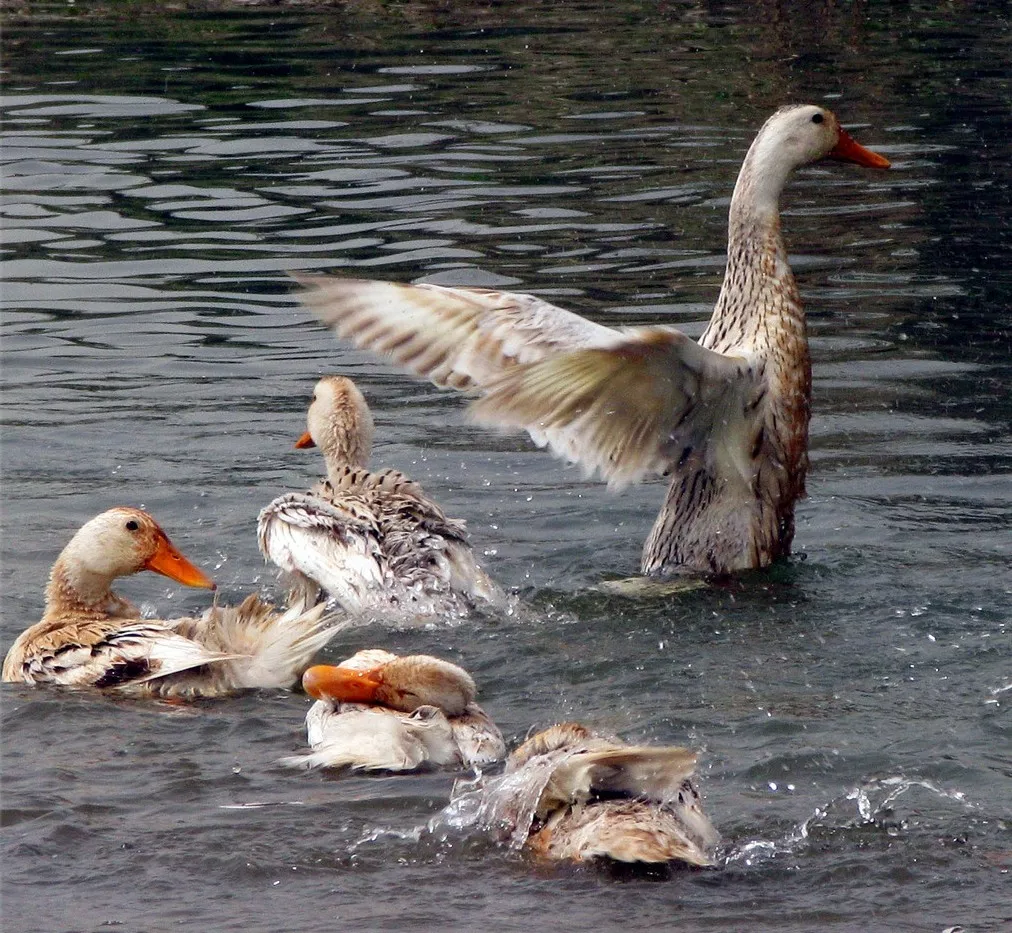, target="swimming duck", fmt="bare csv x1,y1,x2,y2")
293,105,891,576
258,375,503,615
2,507,342,697
281,648,505,771
473,722,718,866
